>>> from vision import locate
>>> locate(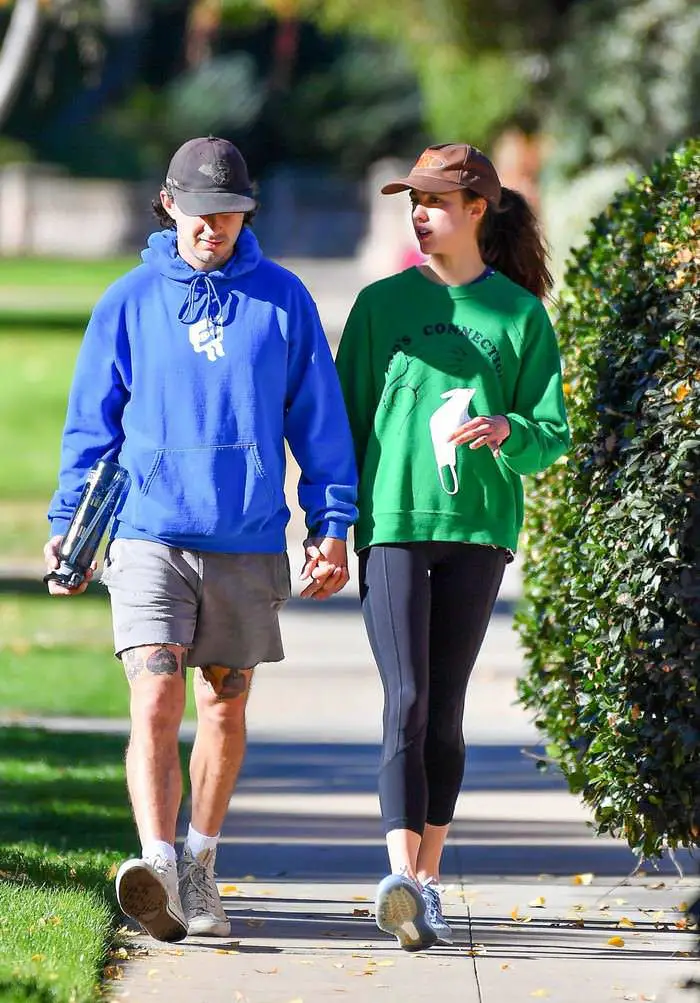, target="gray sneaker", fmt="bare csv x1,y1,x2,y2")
116,855,187,943
421,879,453,943
178,845,230,937
375,872,437,952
